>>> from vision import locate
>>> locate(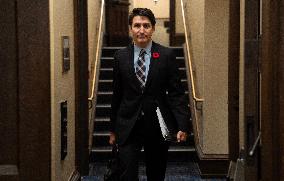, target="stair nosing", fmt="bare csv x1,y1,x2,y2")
99,80,113,82
91,146,195,152
100,68,113,71
95,117,110,122
101,57,114,59
93,131,110,136
98,91,113,95
96,104,111,108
